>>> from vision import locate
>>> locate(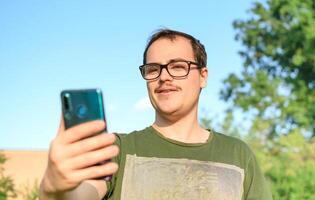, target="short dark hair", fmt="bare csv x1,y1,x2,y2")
143,29,207,68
